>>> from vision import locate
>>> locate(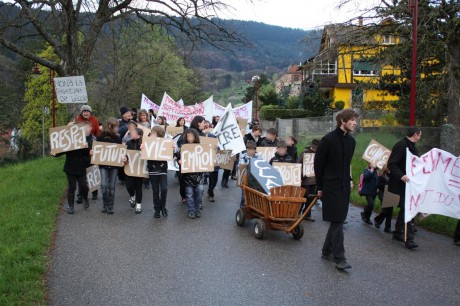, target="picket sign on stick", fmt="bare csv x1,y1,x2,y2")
405,148,460,222
212,103,246,156
362,139,391,169
49,124,87,154
257,147,277,162
91,141,127,167
216,150,235,170
141,137,174,161
381,185,400,208
124,150,149,178
180,144,215,173
86,165,101,192
273,162,302,186
303,153,315,177
53,76,88,103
